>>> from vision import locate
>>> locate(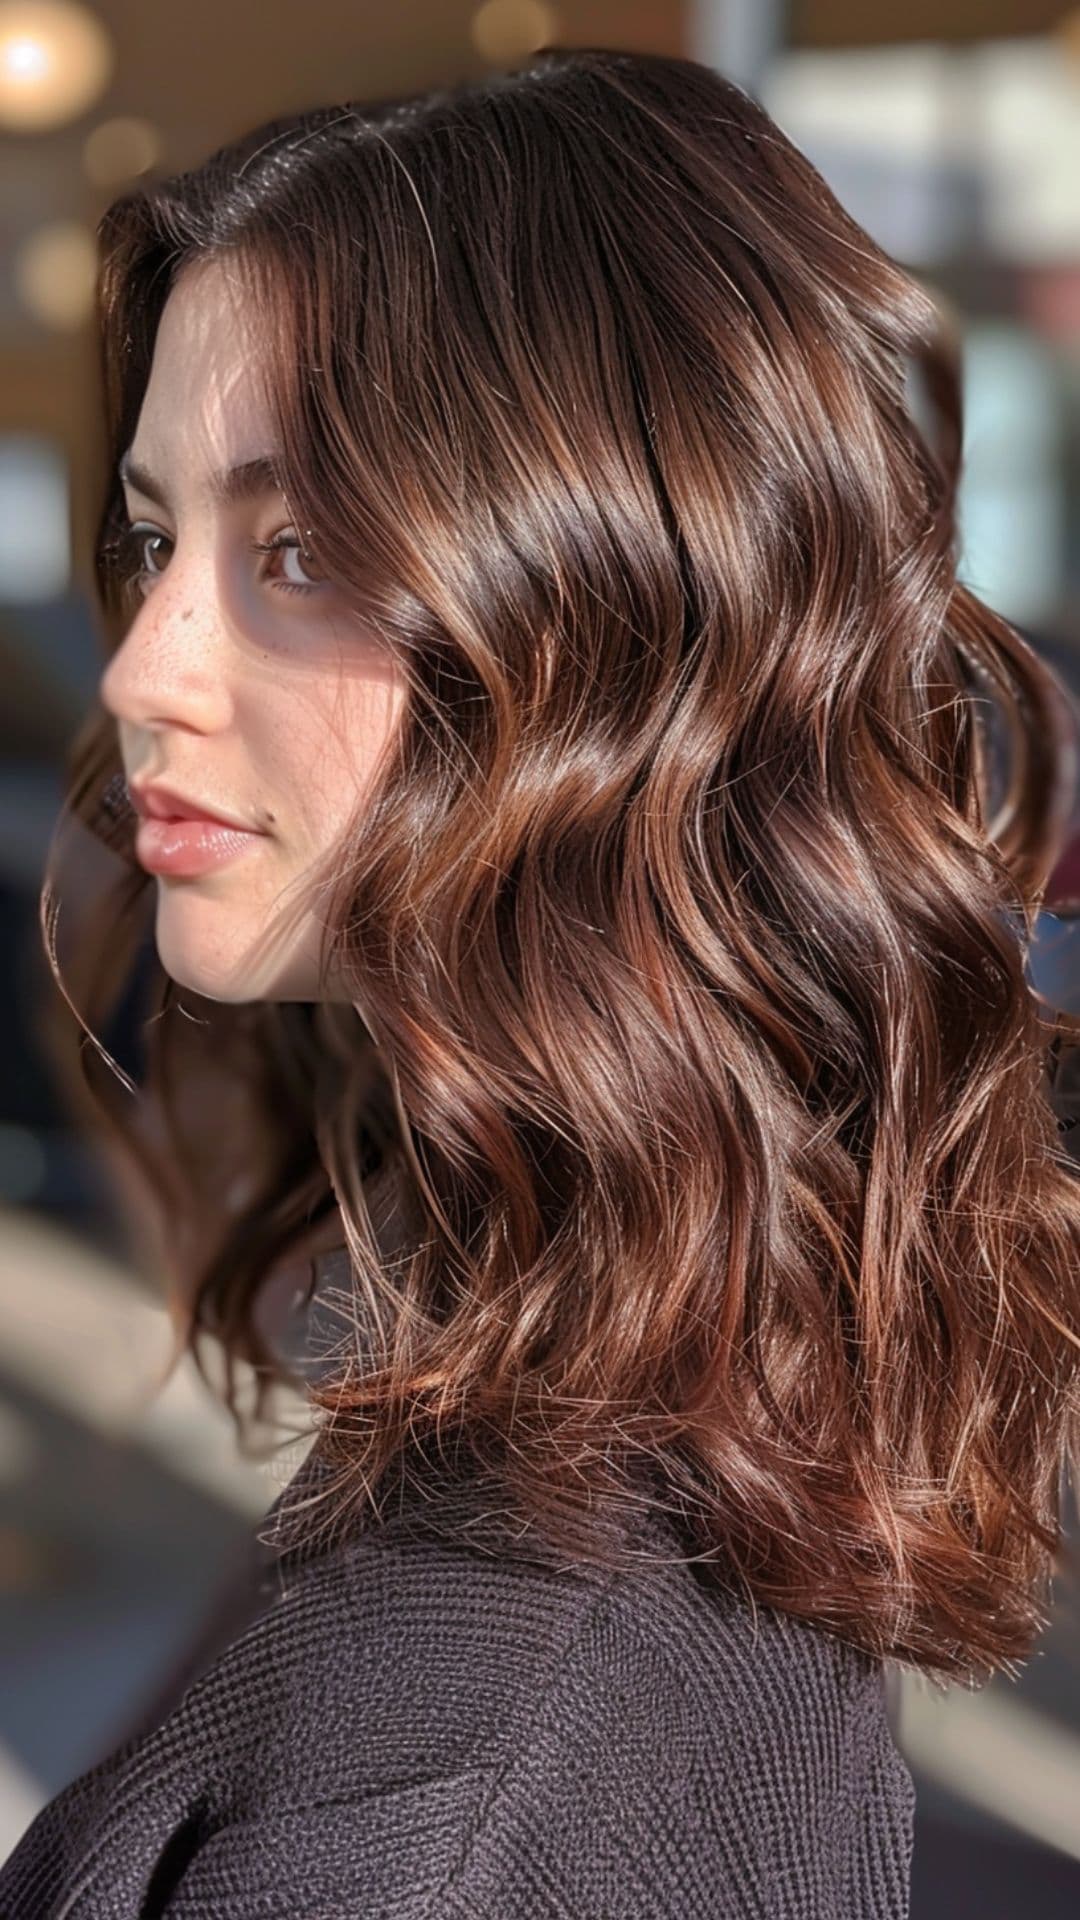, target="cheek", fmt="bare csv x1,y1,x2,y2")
269,674,405,850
